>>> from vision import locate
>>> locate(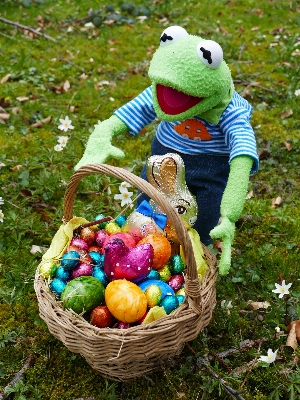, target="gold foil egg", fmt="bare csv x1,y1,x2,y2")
145,284,162,308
